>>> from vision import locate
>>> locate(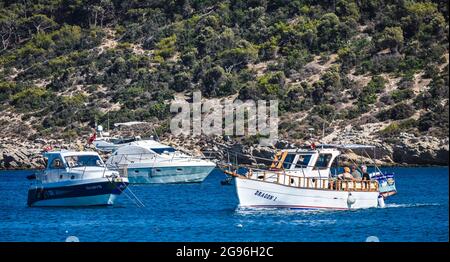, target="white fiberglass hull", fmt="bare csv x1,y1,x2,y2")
127,165,216,184
28,177,128,207
31,194,119,207
235,178,380,210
